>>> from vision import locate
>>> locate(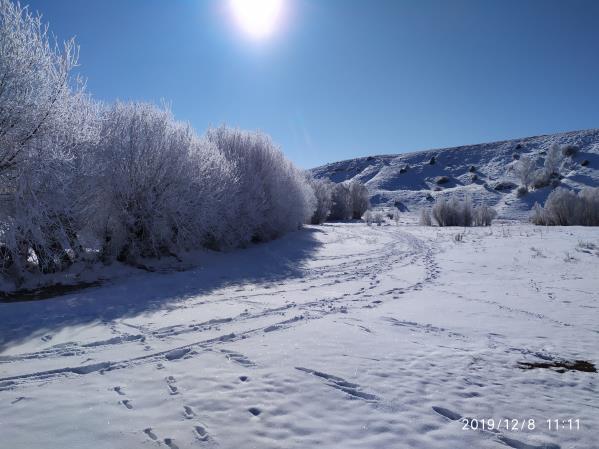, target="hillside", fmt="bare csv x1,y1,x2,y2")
311,129,599,220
